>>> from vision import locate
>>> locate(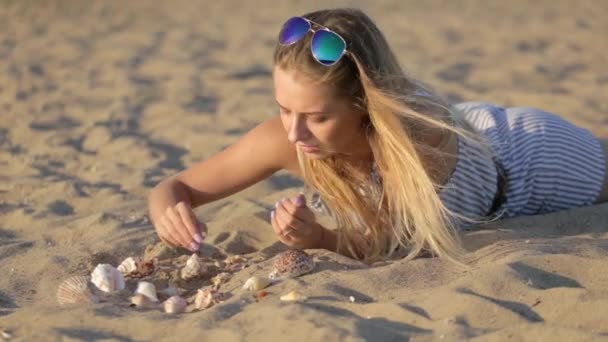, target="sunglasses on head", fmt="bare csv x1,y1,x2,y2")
278,16,349,67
